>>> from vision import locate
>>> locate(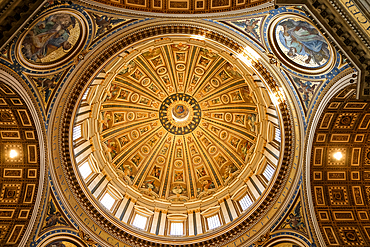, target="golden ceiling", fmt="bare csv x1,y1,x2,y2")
310,85,370,246
0,83,40,246
2,0,369,245
85,0,270,14
98,44,264,200
72,41,282,241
